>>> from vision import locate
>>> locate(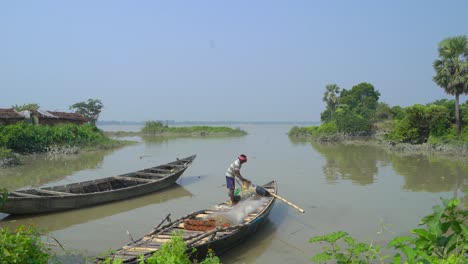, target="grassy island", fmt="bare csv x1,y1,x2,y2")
105,120,247,137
